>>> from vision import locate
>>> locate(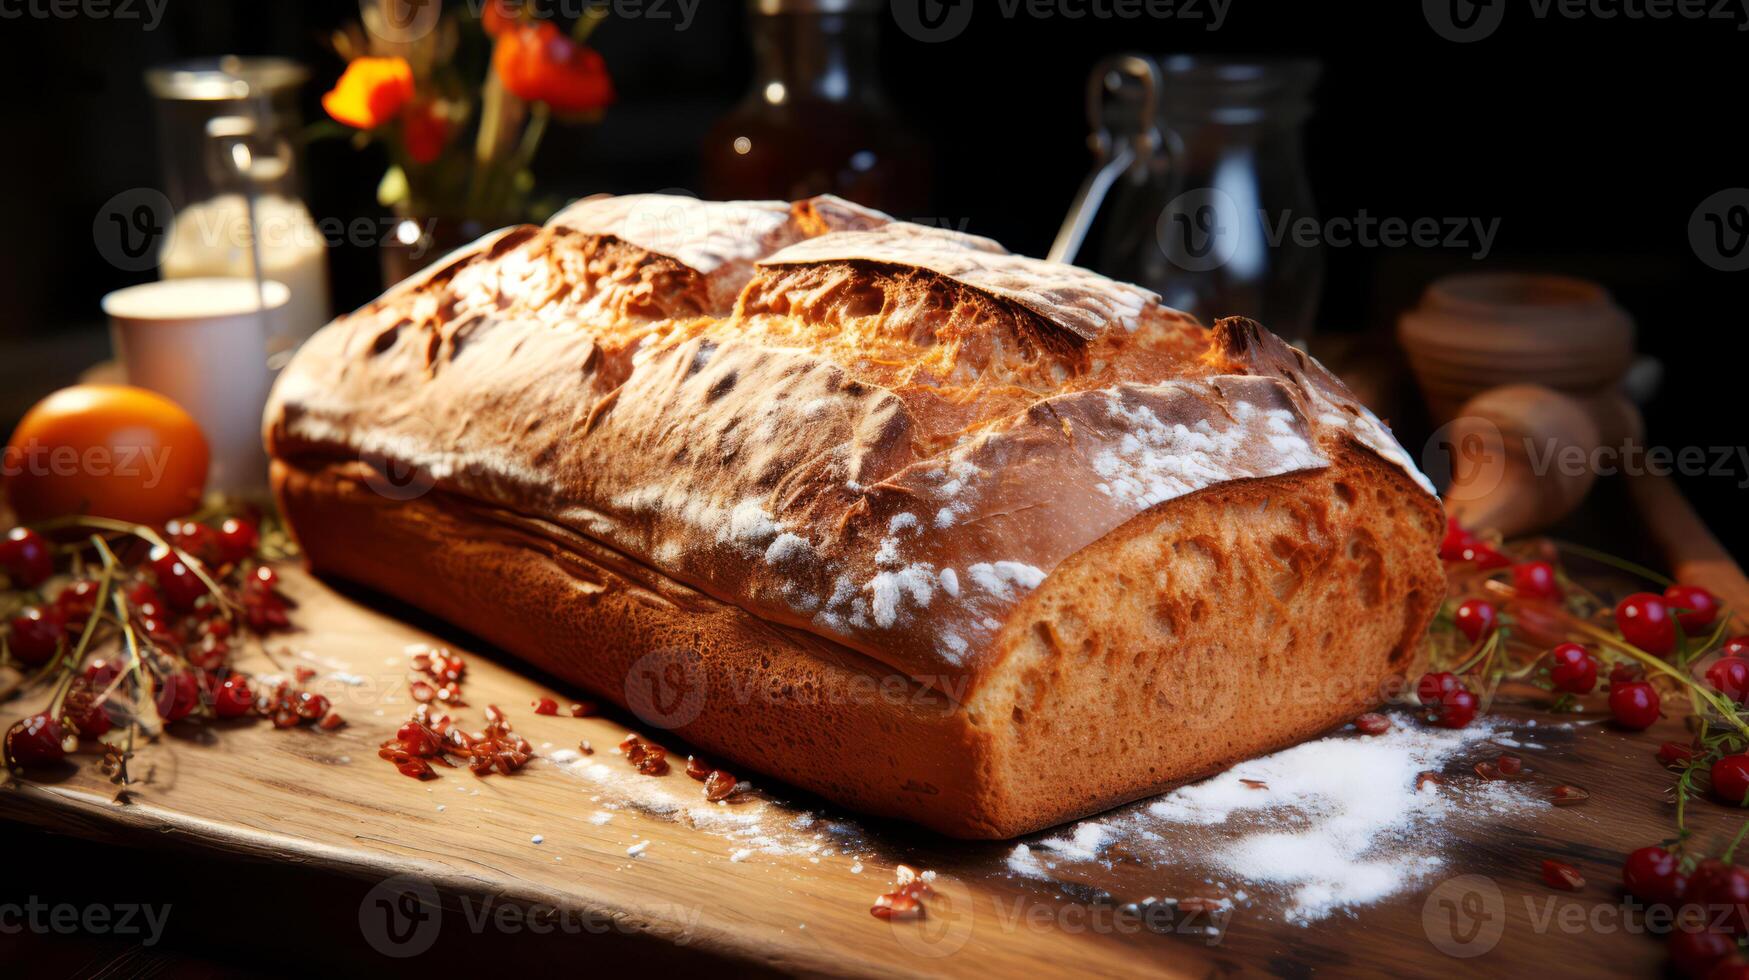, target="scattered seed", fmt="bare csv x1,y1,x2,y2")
1541,859,1584,891
1354,712,1391,736
870,892,922,920
705,770,737,802
1550,785,1590,806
